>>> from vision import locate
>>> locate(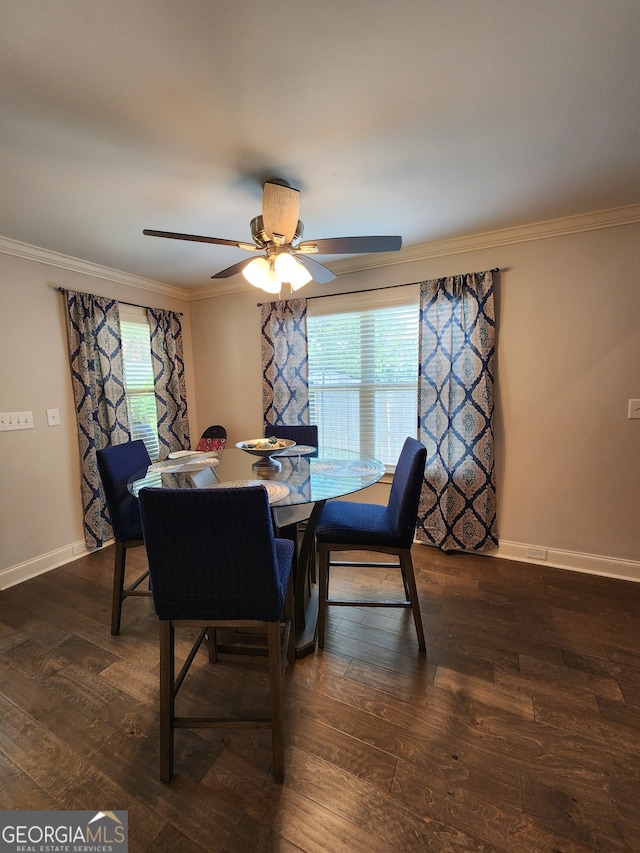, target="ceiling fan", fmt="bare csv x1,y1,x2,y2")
143,178,402,293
